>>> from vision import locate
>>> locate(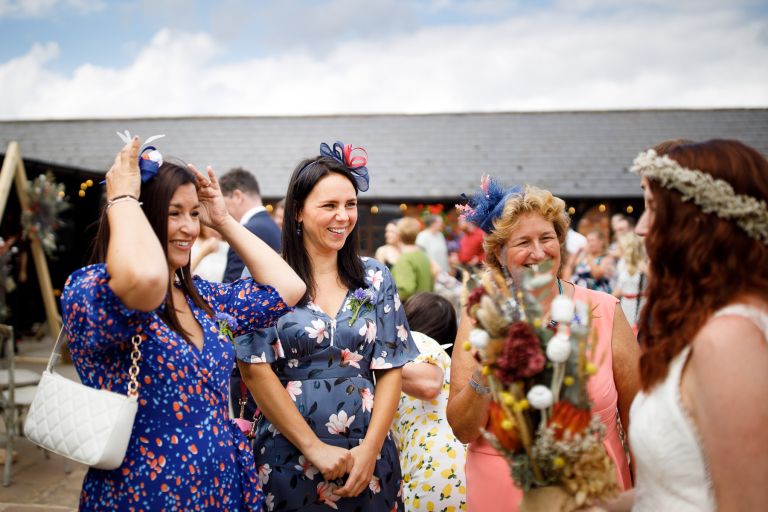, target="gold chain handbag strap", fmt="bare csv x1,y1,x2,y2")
48,328,143,397
126,334,143,397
